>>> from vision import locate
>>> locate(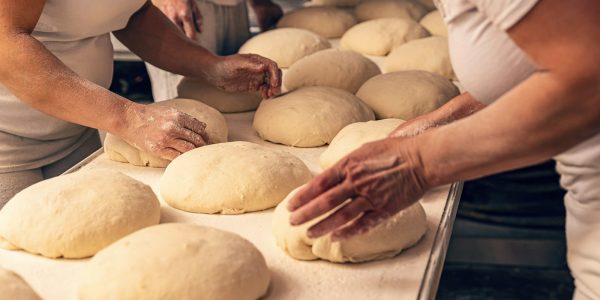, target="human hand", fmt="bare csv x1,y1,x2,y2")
153,0,202,39
250,0,283,31
388,117,437,138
